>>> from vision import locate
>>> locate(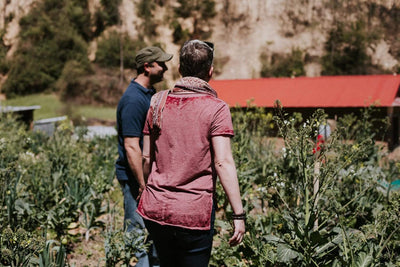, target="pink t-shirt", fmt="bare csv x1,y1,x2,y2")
137,92,234,230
